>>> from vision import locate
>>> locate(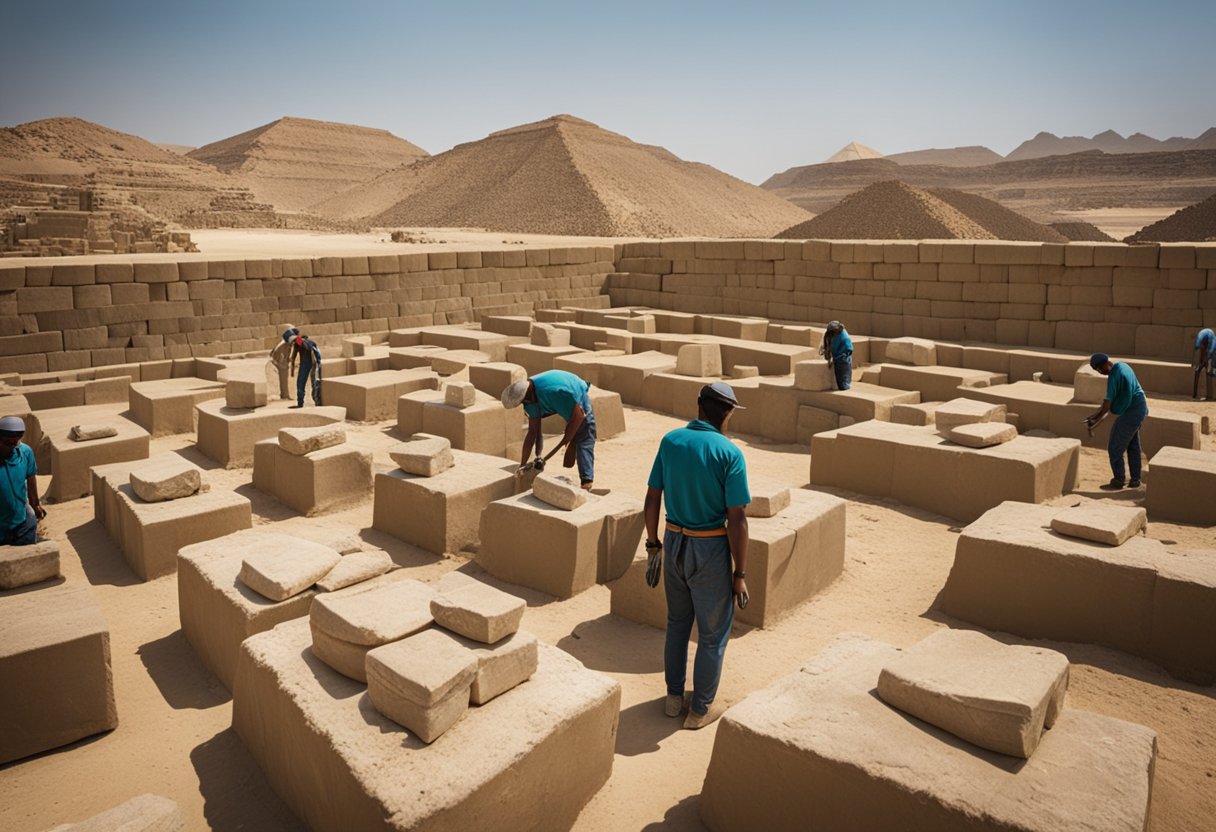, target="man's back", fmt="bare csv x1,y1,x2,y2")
649,420,749,531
